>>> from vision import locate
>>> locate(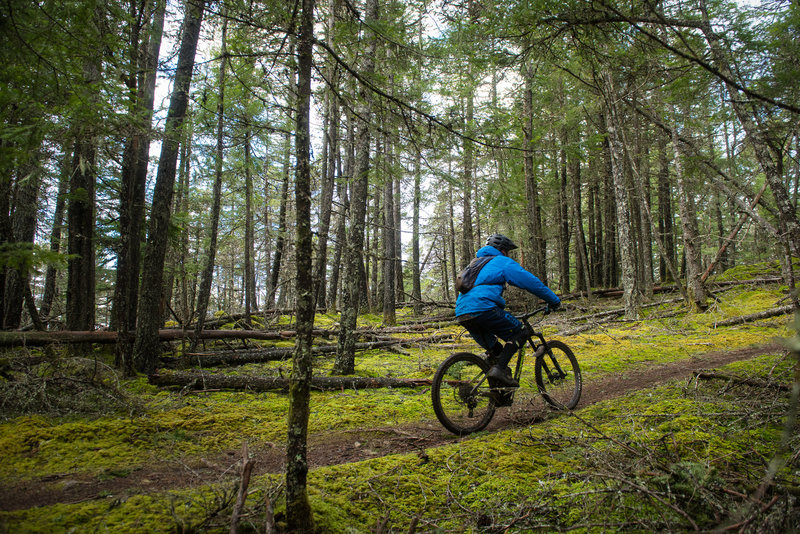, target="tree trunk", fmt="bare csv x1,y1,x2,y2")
393,158,404,301
522,60,546,282
0,144,12,329
557,143,570,293
603,70,639,319
312,95,338,310
133,0,205,373
461,93,476,266
713,190,727,273
634,115,654,299
382,141,396,325
174,122,194,326
313,1,340,310
570,157,592,298
6,156,42,329
150,371,430,393
601,123,618,288
657,133,676,284
0,328,336,348
369,175,380,311
447,186,457,301
672,119,707,309
327,117,353,312
244,128,257,320
39,153,70,324
285,0,316,526
334,0,379,375
587,147,602,288
192,15,228,350
262,125,273,310
267,128,292,309
629,134,688,302
114,0,165,371
412,150,422,314
66,57,100,333
327,173,347,313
